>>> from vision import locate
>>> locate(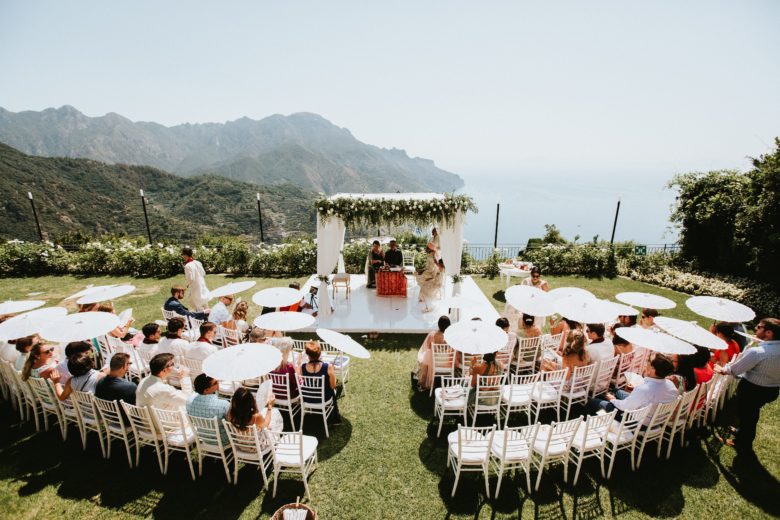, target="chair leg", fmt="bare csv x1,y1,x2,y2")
186,447,196,480
483,465,491,498
272,465,279,497
222,455,232,484
437,413,444,437
495,466,505,497
323,413,329,438
535,461,544,491
303,470,312,500
572,454,582,485
451,467,461,497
